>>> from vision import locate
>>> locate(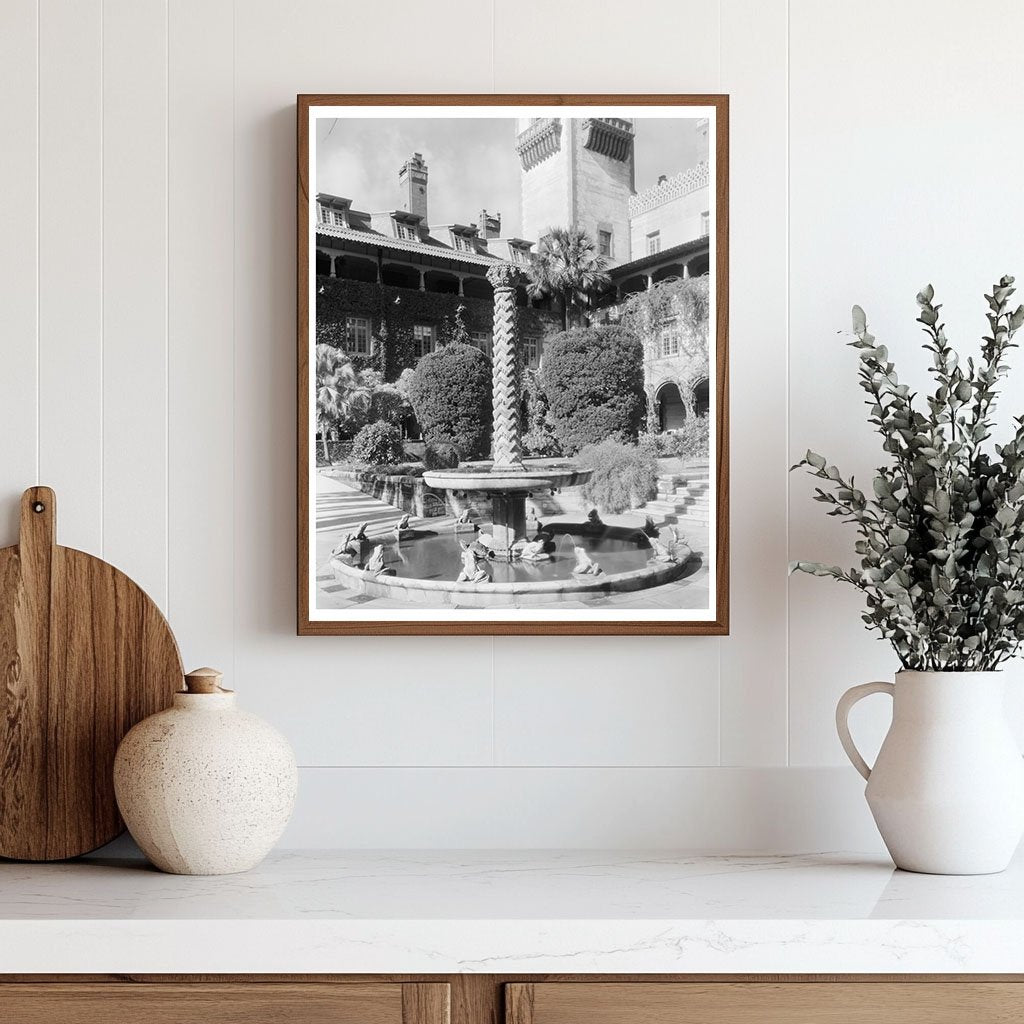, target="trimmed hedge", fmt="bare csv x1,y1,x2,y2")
350,421,406,466
540,325,646,454
409,343,492,460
